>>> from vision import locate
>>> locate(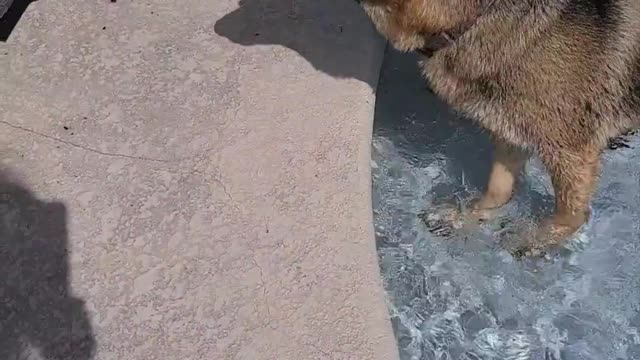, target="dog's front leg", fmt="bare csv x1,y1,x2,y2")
469,141,529,220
